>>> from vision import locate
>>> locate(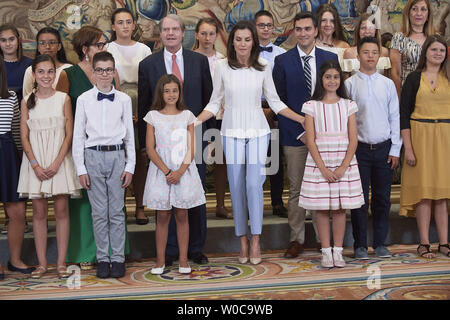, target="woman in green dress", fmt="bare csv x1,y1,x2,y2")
56,26,128,269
